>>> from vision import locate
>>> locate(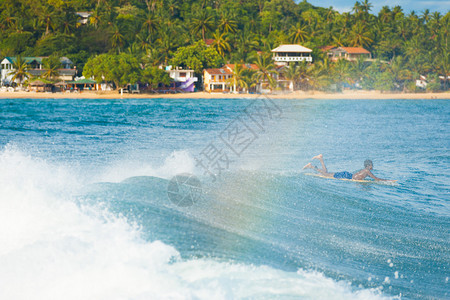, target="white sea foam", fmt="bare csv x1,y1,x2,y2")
0,146,392,300
98,150,196,182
